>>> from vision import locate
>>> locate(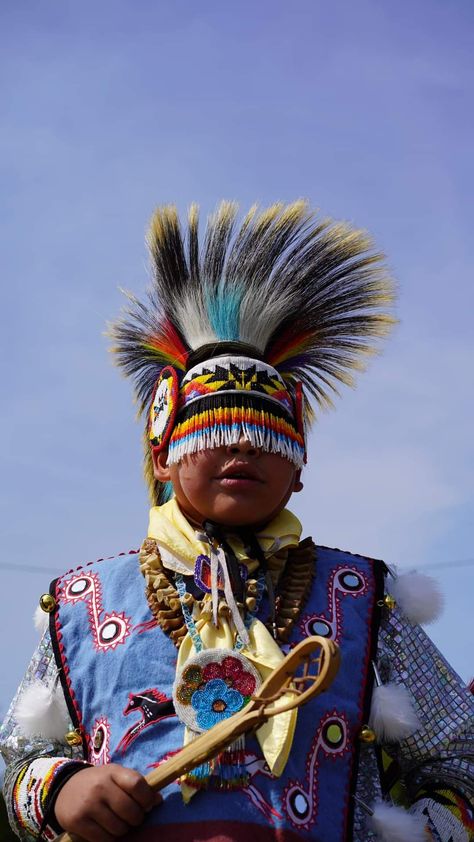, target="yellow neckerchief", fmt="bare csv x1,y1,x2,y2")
148,498,302,798
148,498,301,576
